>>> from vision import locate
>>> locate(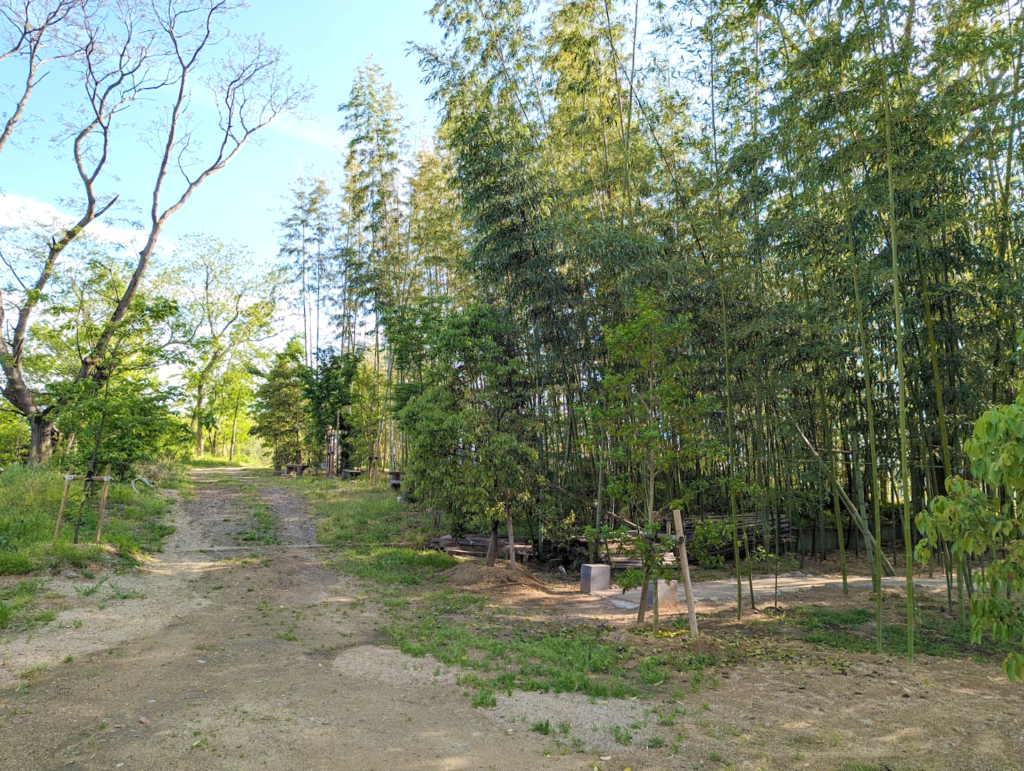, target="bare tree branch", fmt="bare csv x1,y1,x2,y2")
0,0,311,463
0,0,84,155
